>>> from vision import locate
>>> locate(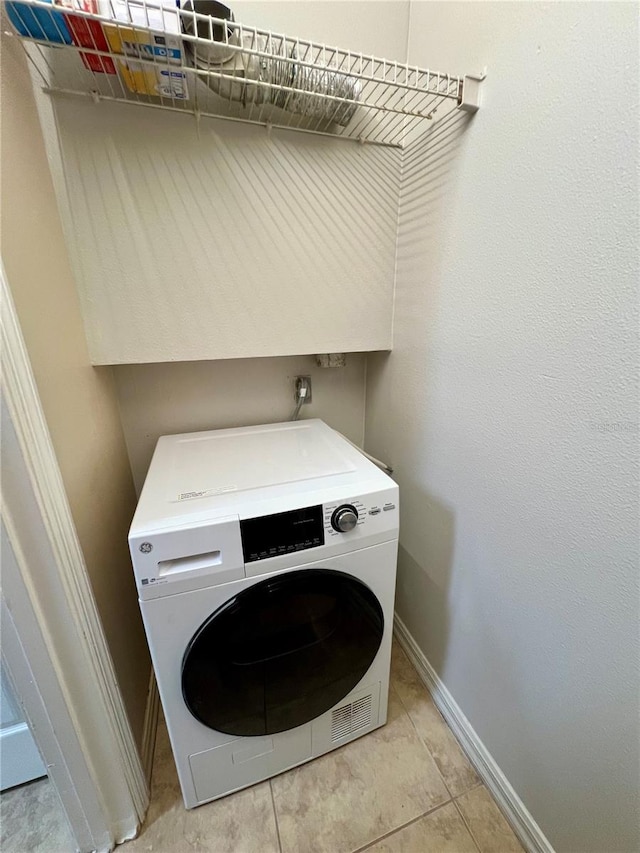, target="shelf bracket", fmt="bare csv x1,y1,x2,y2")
458,71,486,113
